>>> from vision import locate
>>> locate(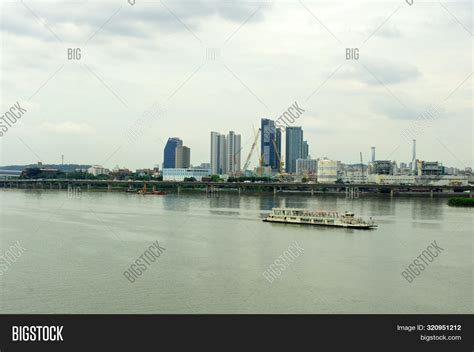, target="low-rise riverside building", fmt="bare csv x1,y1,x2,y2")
317,159,340,183
163,168,211,181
